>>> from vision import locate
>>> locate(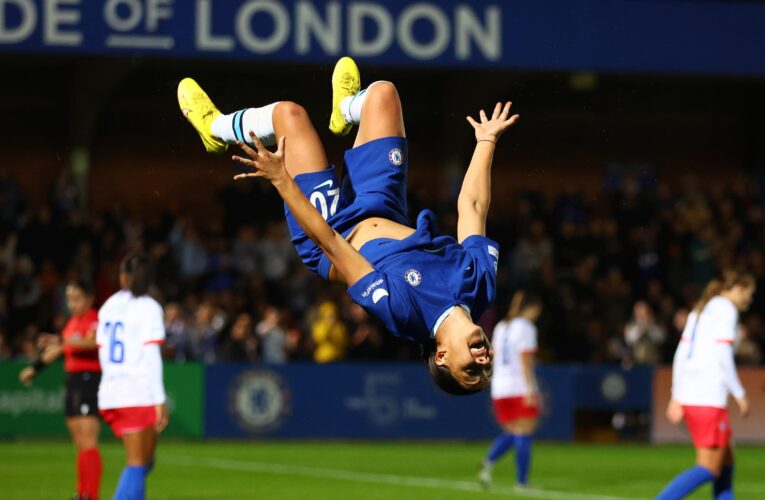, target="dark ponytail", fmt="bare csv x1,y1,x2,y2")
120,252,153,297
